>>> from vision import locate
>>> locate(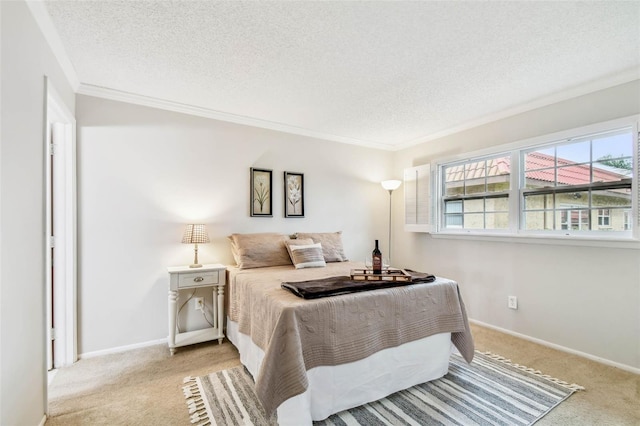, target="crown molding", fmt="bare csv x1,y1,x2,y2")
78,71,639,153
395,68,640,151
27,0,639,154
76,84,396,151
76,69,640,153
26,0,391,151
26,0,81,91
